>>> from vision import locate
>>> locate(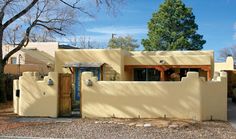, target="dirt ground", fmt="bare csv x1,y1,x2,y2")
0,101,48,133
1,102,236,139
